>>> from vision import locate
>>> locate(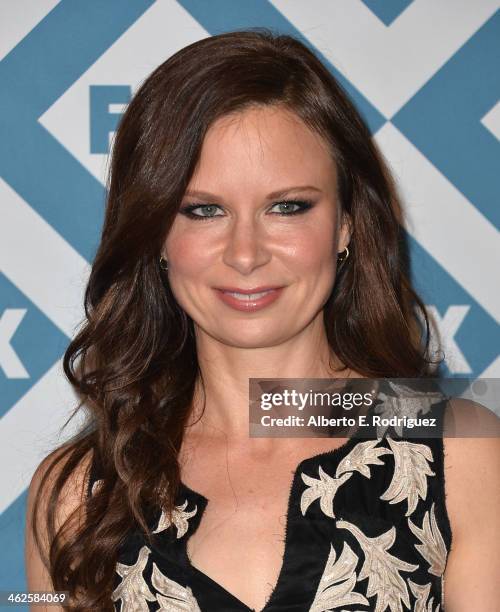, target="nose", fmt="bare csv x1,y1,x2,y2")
222,214,271,275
